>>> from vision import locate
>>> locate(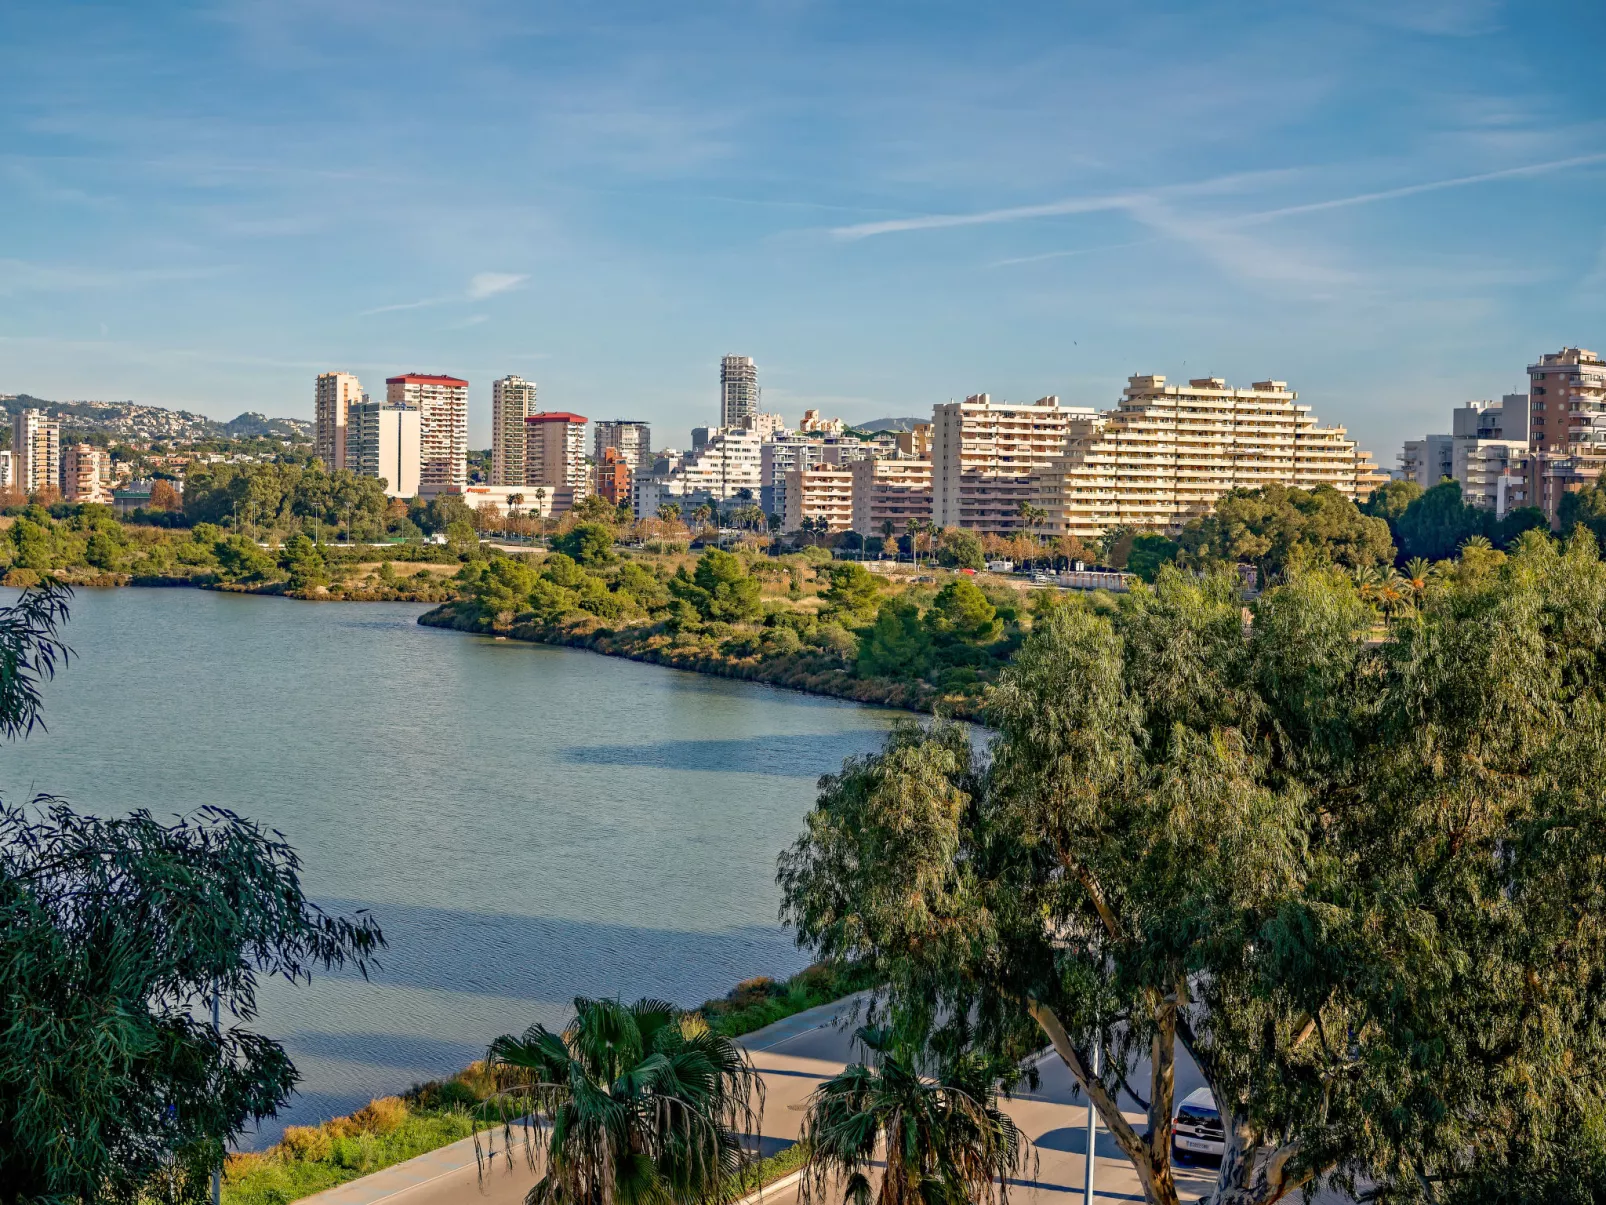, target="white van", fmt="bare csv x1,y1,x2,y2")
1170,1087,1224,1163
